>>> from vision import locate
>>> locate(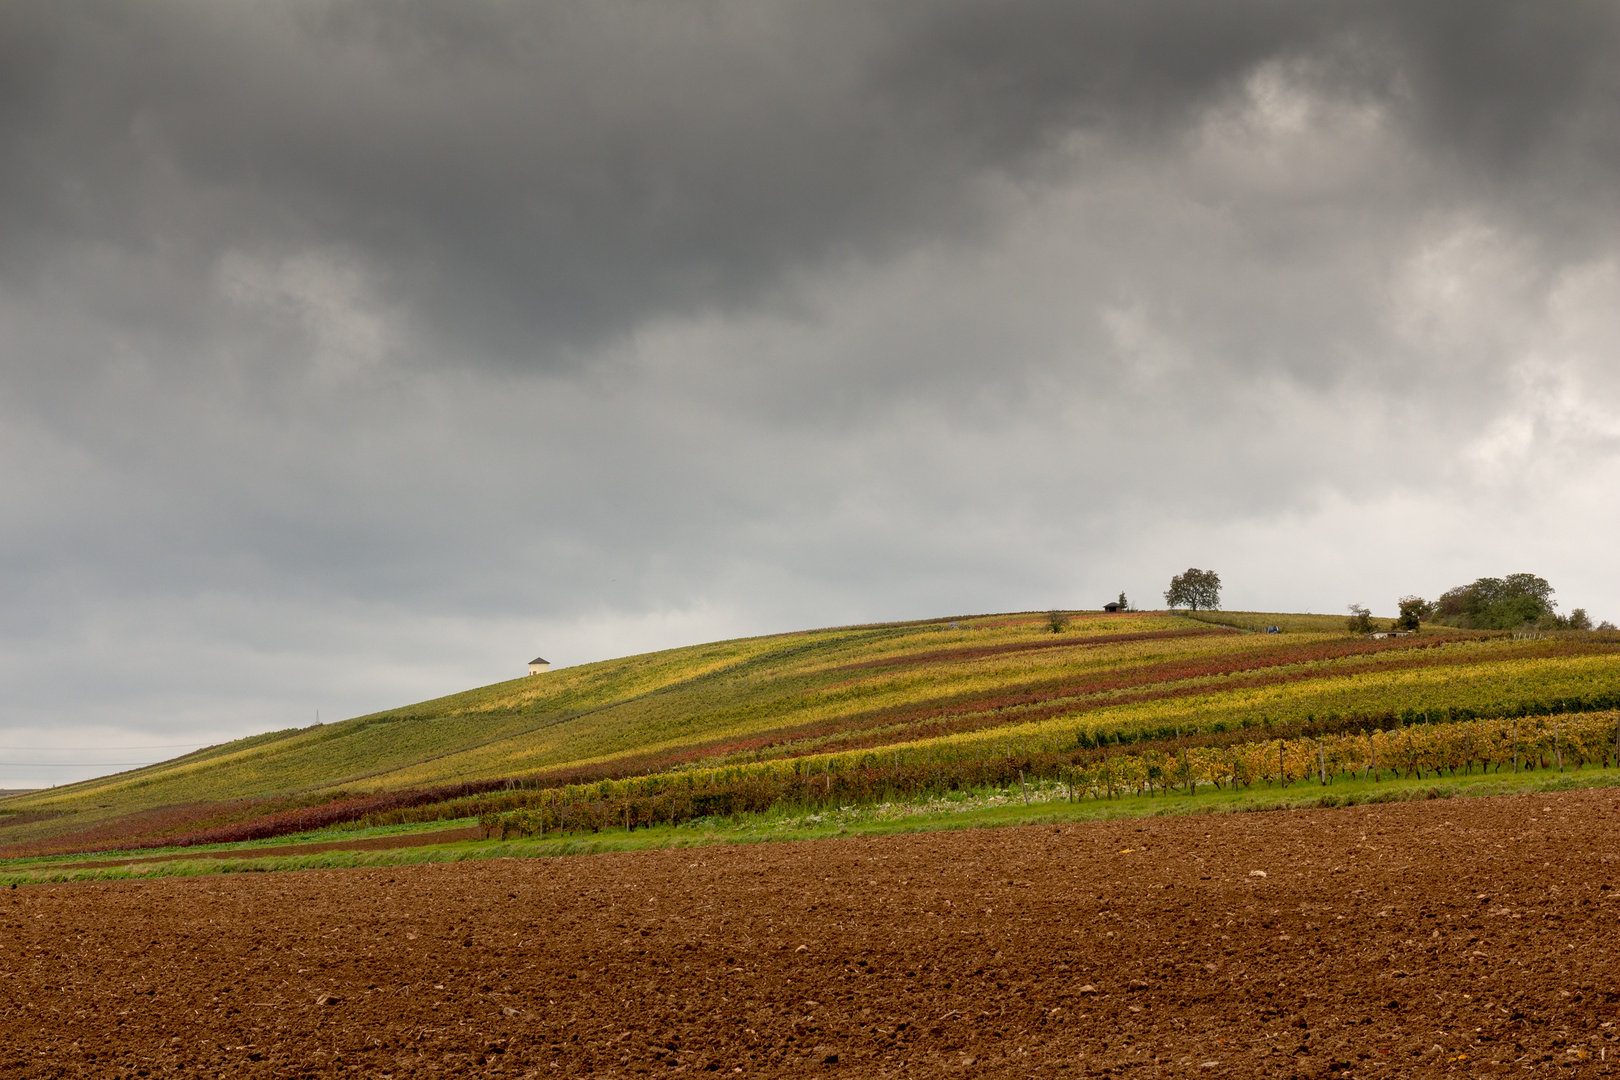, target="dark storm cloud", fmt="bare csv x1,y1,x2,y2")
2,1,1614,369
3,1,1619,783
